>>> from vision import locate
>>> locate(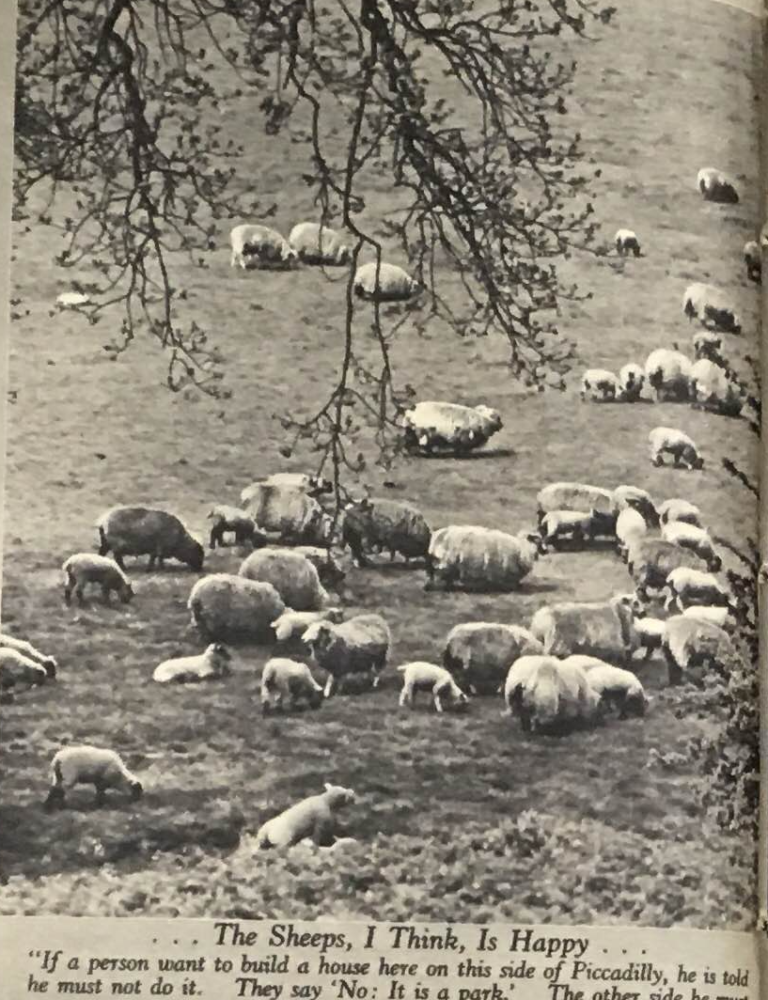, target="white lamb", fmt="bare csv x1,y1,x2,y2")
255,784,356,848
153,643,232,684
271,607,344,642
648,427,703,470
44,745,143,809
396,662,469,713
580,369,620,402
260,657,325,713
664,568,730,612
615,508,649,561
62,553,134,606
683,282,741,334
